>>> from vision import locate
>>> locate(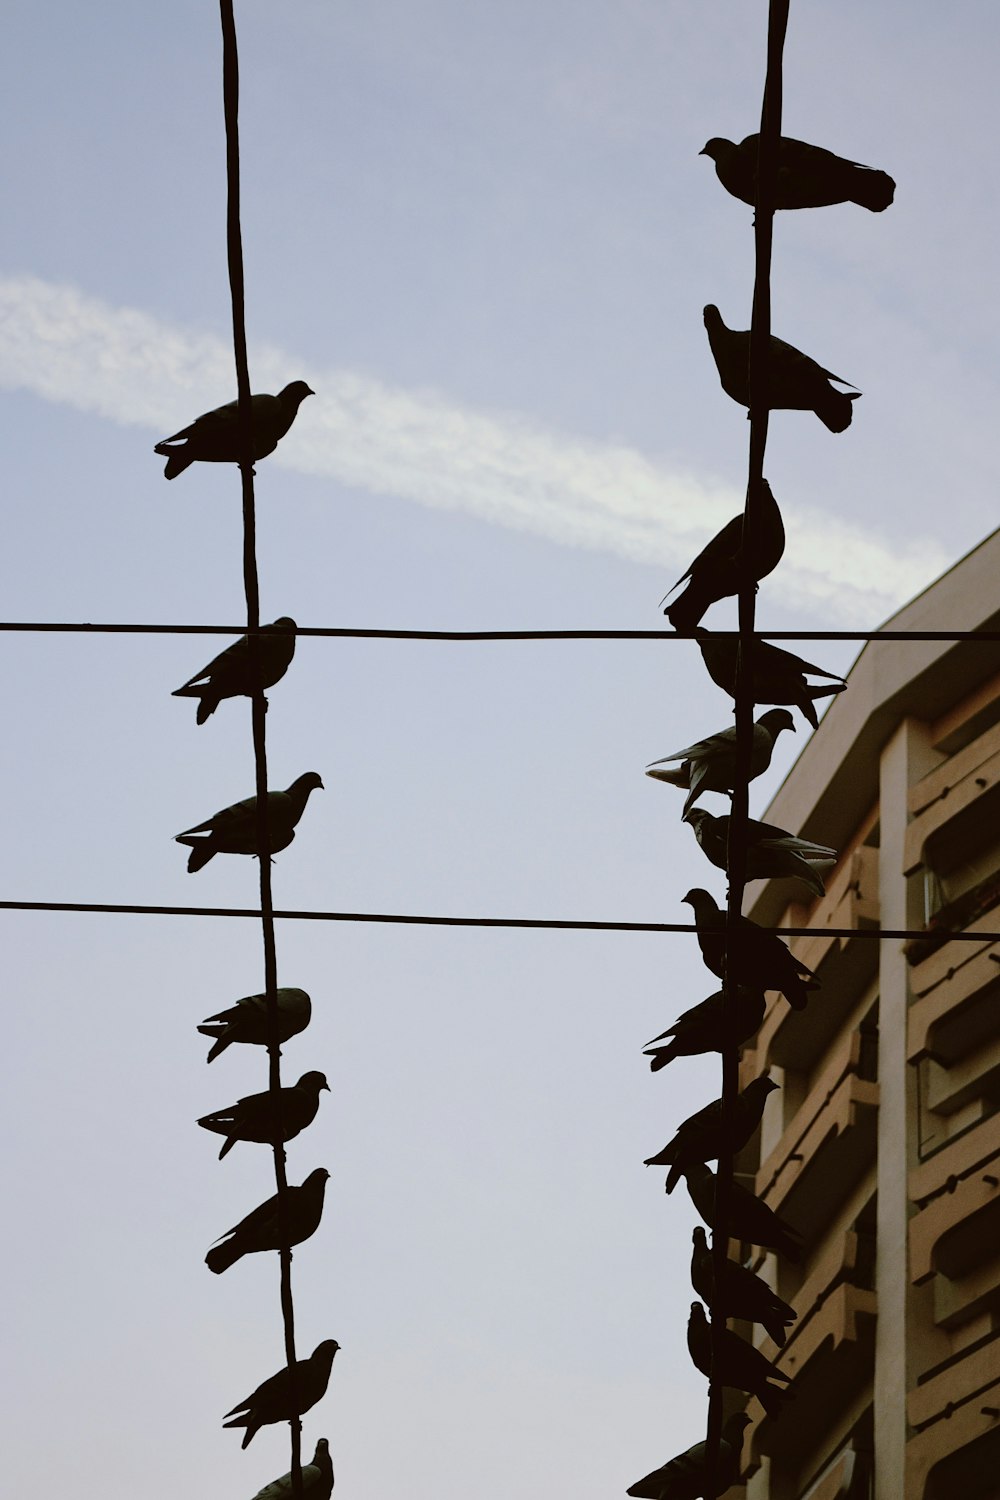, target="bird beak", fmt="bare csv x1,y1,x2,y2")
322,1080,331,1091
305,386,315,397
698,146,708,156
